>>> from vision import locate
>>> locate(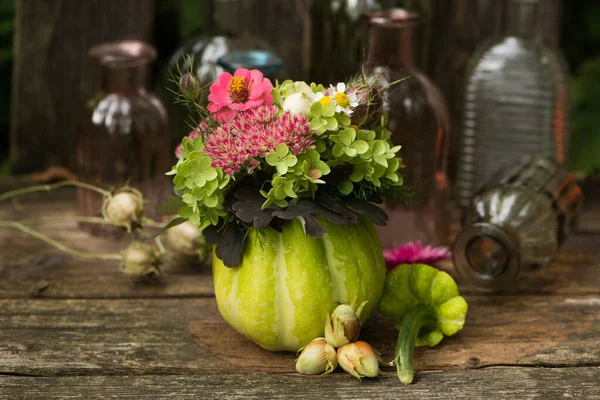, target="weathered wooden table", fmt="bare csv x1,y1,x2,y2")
0,183,599,399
